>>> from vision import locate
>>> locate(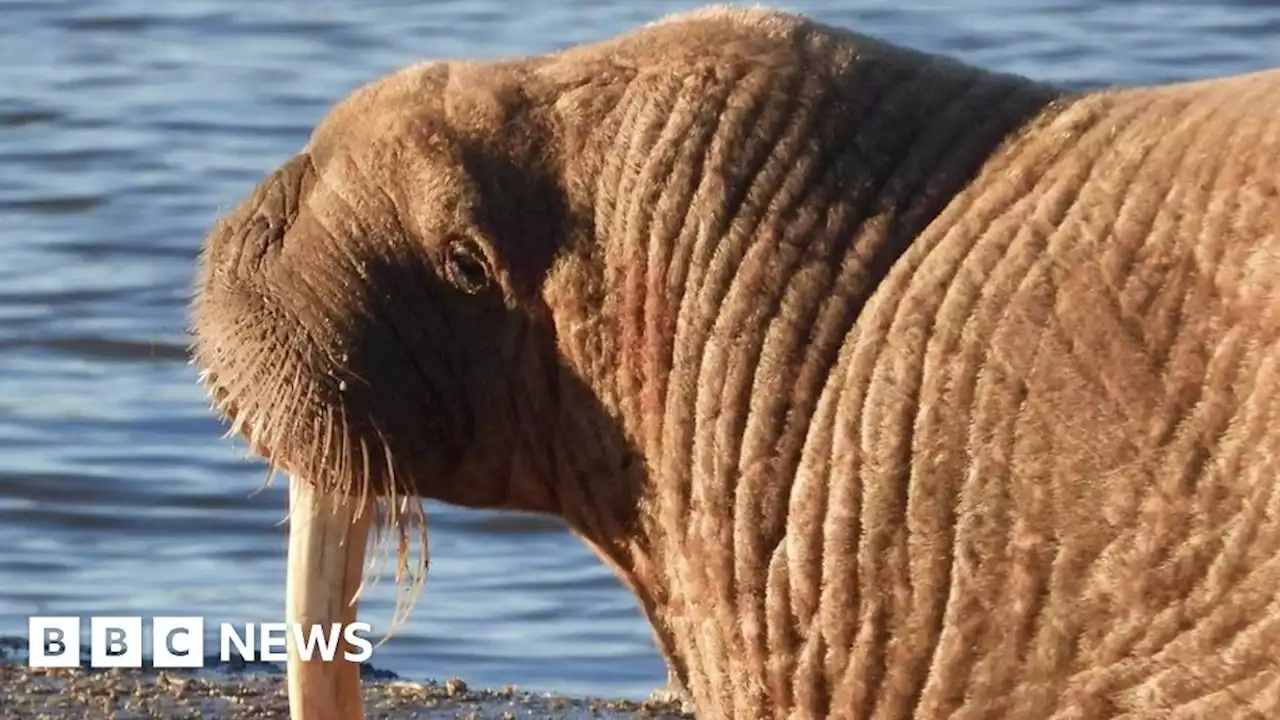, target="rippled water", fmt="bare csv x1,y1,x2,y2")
1,0,1278,700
